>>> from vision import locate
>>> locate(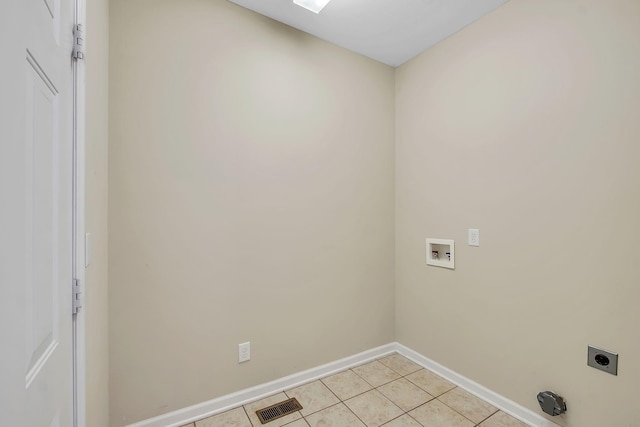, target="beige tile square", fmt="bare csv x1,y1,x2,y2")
182,424,196,427
380,414,422,427
344,389,404,427
479,411,530,427
305,403,366,427
409,400,475,427
282,419,310,427
438,387,498,424
352,361,401,387
244,393,302,427
378,353,422,376
405,369,455,397
377,378,434,412
195,407,251,427
286,381,340,416
322,370,372,400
